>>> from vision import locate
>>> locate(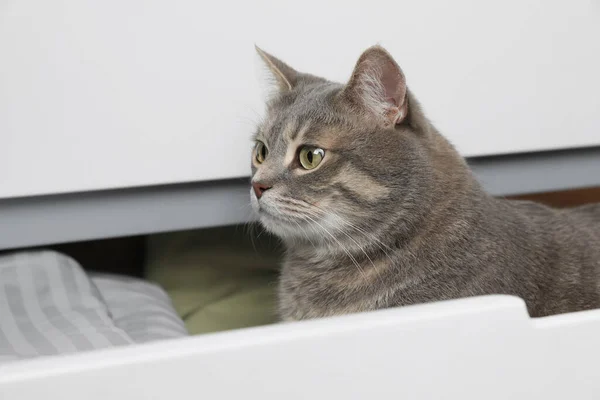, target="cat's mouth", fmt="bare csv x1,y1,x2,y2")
257,206,295,224
254,193,370,250
258,198,312,224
